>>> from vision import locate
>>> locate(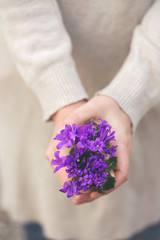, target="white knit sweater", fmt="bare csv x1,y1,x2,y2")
1,1,160,240
0,0,160,132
